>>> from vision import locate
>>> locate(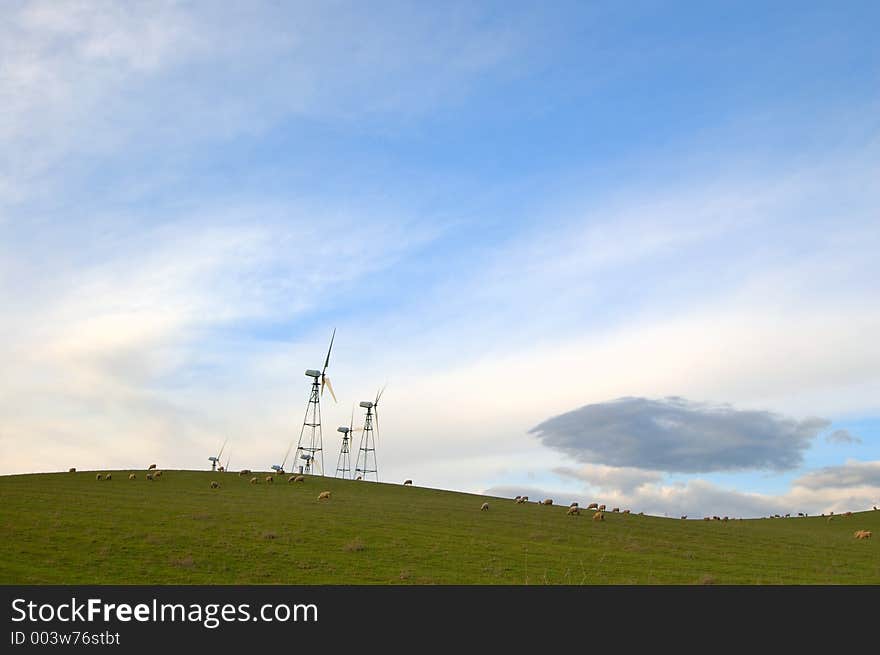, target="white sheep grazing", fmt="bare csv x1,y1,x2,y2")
69,467,76,473
542,499,553,506
521,496,529,502
622,509,630,515
569,502,579,508
592,511,604,522
293,475,305,483
612,507,620,513
404,479,413,485
288,476,297,483
153,470,162,478
265,475,274,484
318,491,331,500
587,503,598,510
355,475,363,480
128,473,136,480
105,473,112,481
250,476,259,484
515,497,526,504
146,473,154,481
681,515,687,520
211,481,220,489
567,506,579,516
598,504,606,512
95,473,103,481
480,502,489,511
